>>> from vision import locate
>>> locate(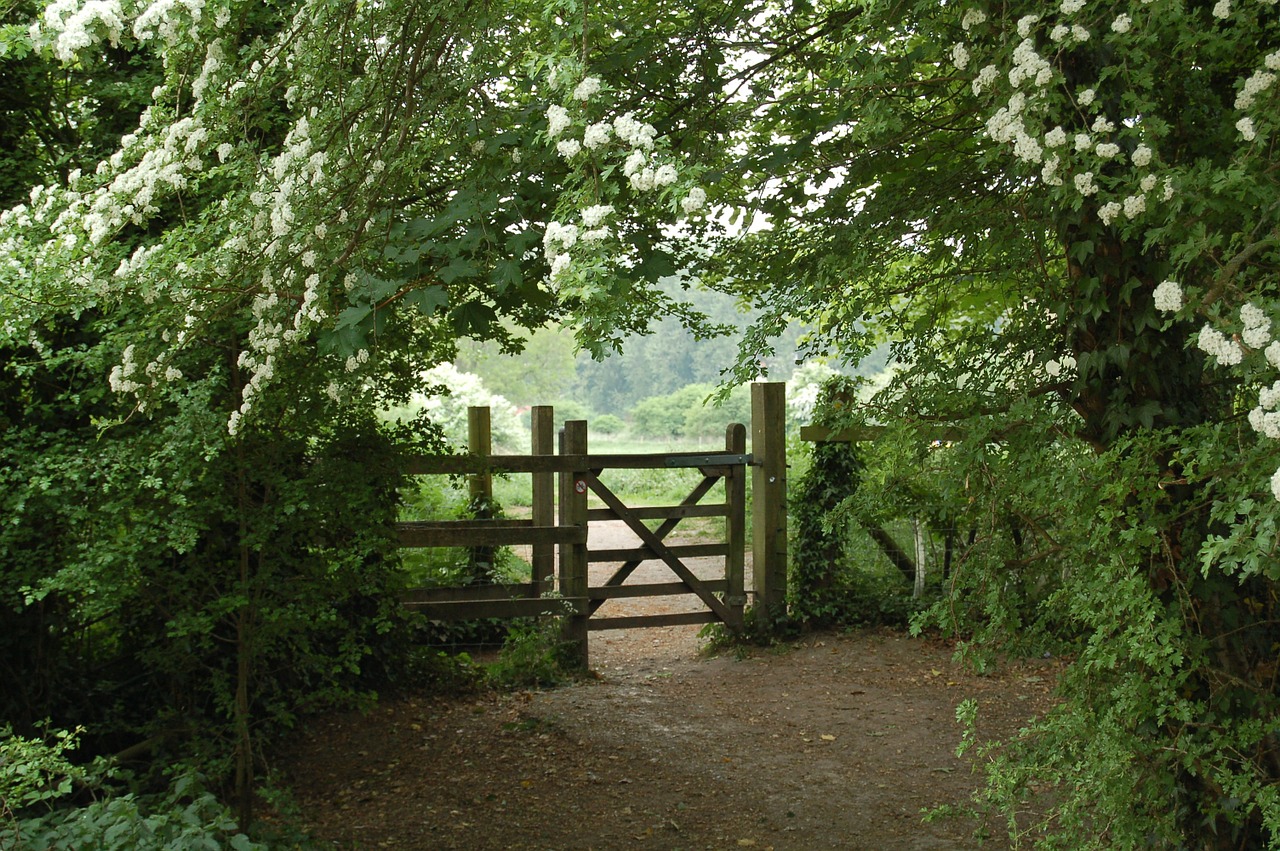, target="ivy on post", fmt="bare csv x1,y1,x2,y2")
750,382,787,627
